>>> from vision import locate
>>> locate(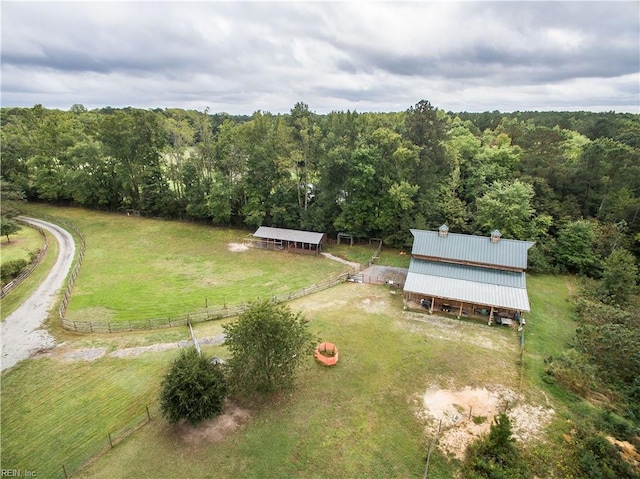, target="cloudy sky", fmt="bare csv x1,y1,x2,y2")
2,1,638,114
